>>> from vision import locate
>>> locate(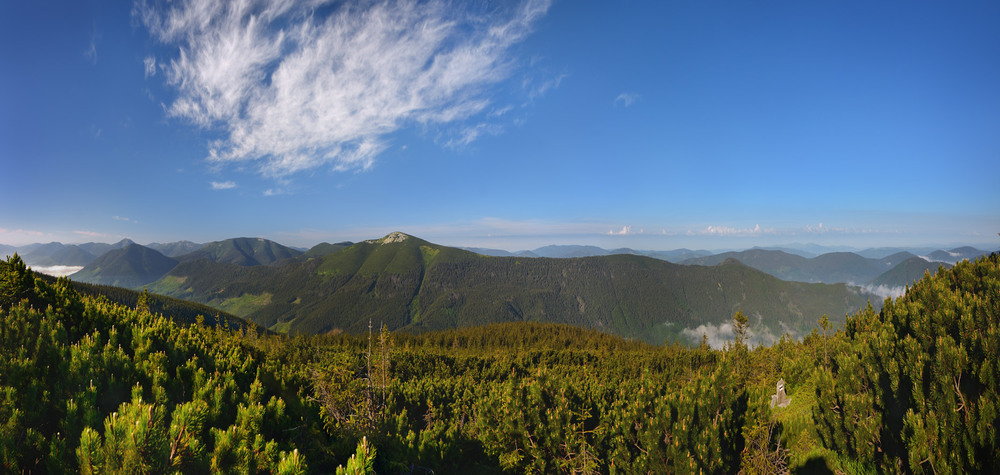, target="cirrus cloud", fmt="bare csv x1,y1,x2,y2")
211,180,237,190
614,92,639,107
138,0,551,177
